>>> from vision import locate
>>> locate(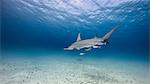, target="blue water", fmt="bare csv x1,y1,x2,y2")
1,0,149,62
